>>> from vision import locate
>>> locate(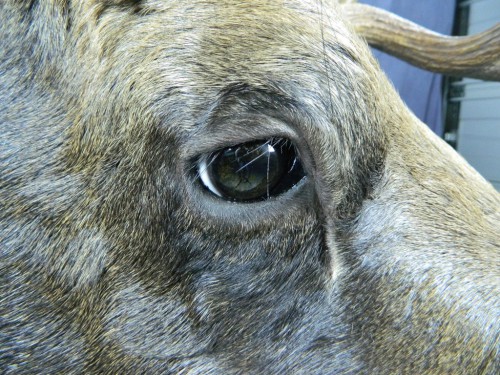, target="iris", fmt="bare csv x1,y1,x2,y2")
198,138,305,202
